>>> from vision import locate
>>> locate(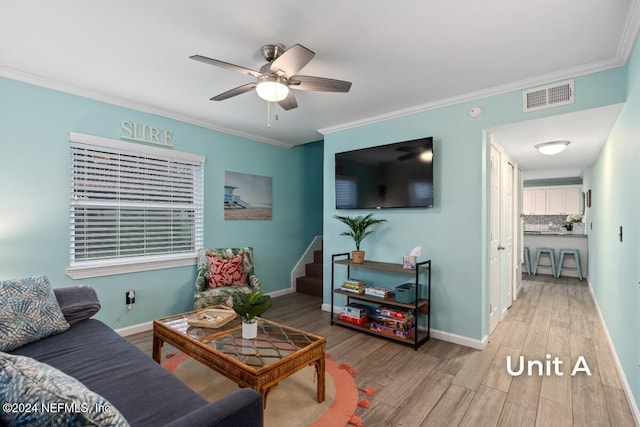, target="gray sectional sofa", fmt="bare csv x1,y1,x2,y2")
2,281,263,427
